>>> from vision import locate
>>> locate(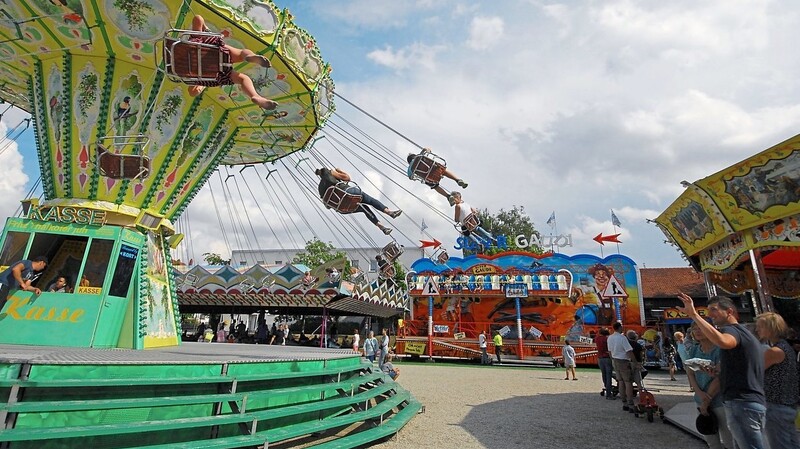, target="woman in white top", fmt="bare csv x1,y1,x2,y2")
452,191,495,243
